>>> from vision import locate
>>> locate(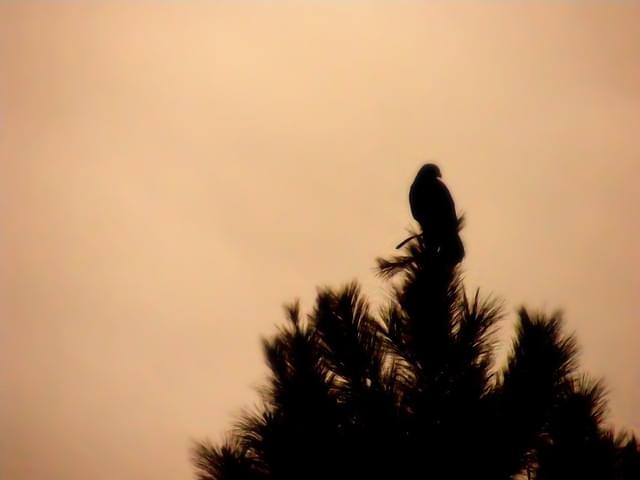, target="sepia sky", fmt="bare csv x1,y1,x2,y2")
1,2,639,479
